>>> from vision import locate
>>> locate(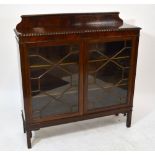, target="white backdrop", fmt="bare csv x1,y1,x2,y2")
0,4,155,150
